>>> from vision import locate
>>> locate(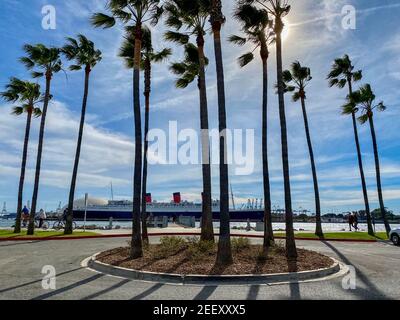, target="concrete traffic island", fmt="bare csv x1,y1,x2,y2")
87,254,342,285
84,237,344,285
